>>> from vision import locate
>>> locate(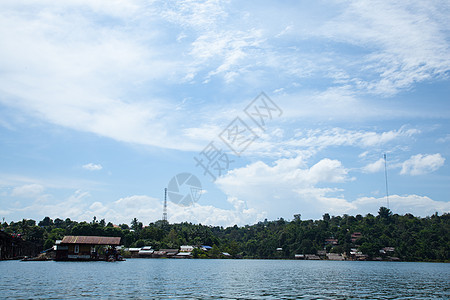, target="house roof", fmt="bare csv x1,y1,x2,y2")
127,248,141,252
159,249,179,253
61,236,121,245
